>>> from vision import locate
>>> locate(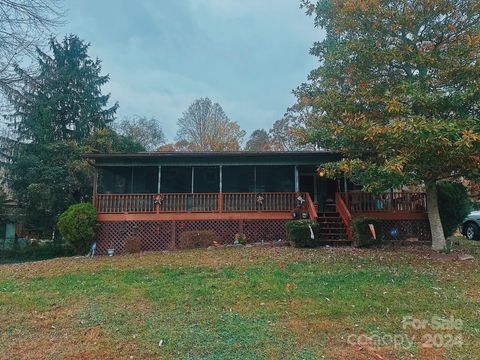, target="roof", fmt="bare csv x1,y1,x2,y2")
85,150,341,166
85,150,337,158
